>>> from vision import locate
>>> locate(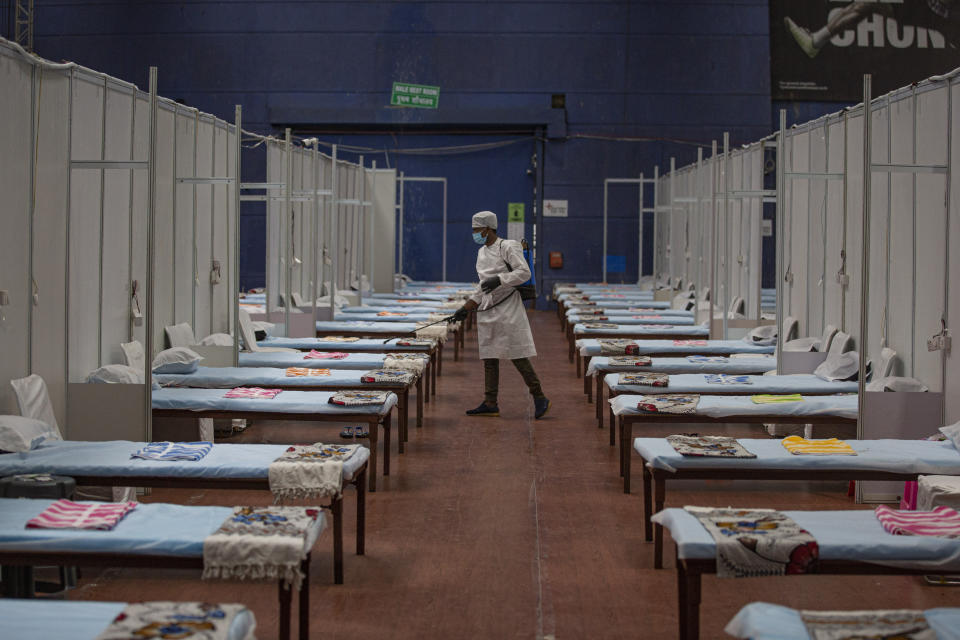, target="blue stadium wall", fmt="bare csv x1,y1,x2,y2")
24,1,846,299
